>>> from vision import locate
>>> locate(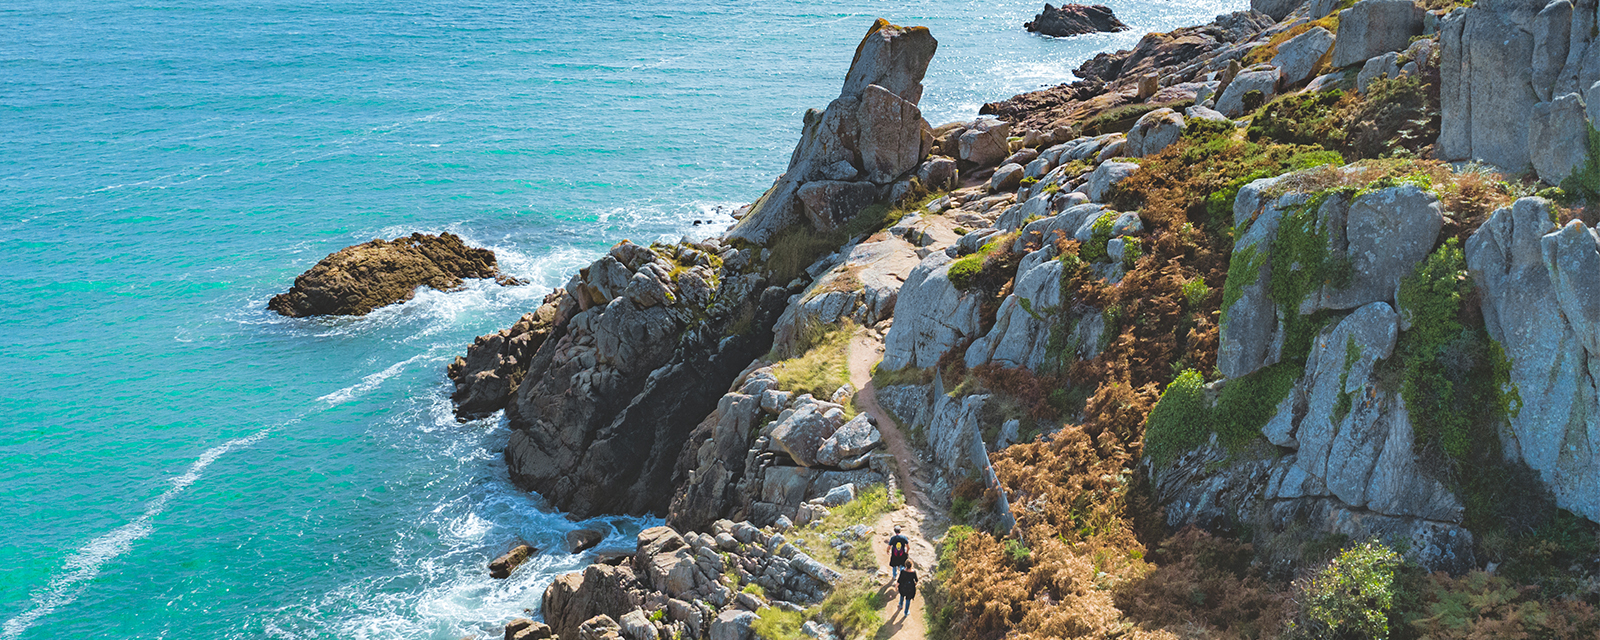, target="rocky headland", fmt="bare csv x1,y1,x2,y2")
426,2,1600,638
